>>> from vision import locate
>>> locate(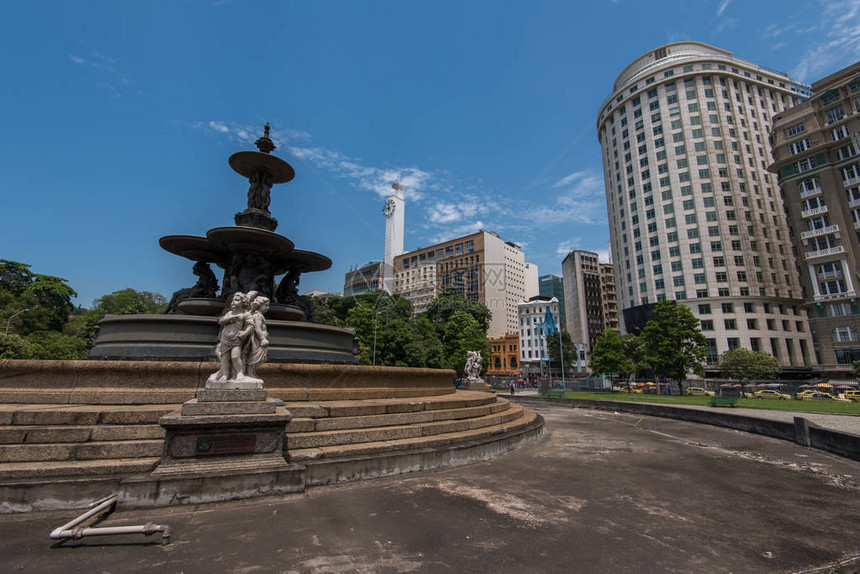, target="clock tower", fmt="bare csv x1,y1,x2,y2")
383,183,405,294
